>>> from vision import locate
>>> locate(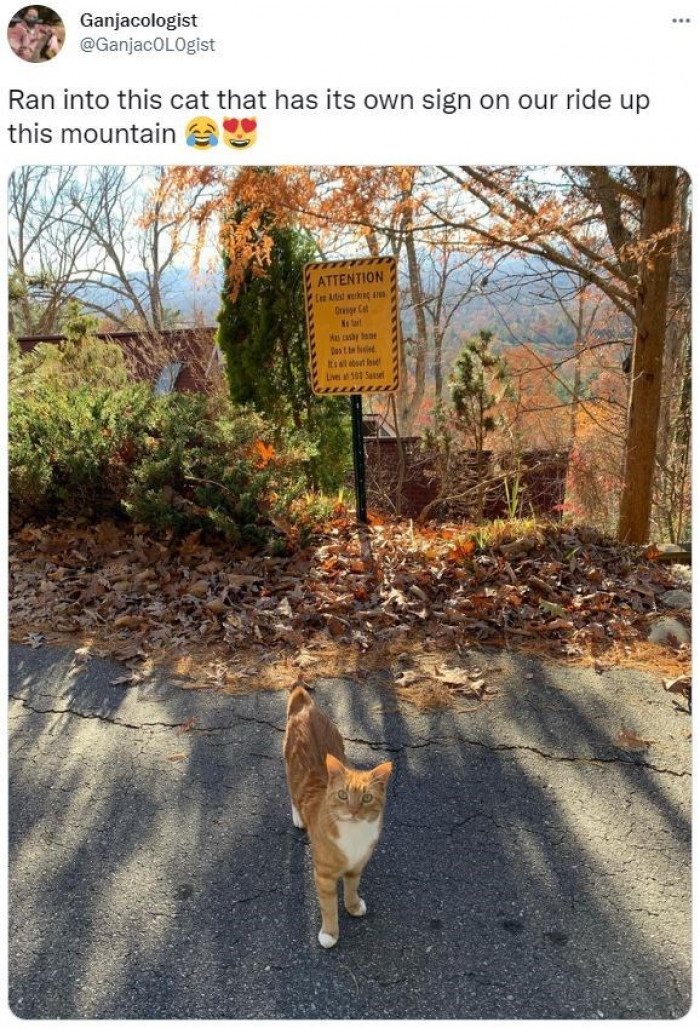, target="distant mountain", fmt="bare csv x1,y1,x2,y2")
74,266,223,327
74,256,613,360
162,266,223,323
